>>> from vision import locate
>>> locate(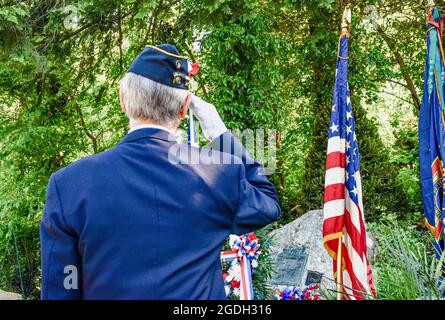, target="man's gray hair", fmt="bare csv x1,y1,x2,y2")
120,72,188,126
